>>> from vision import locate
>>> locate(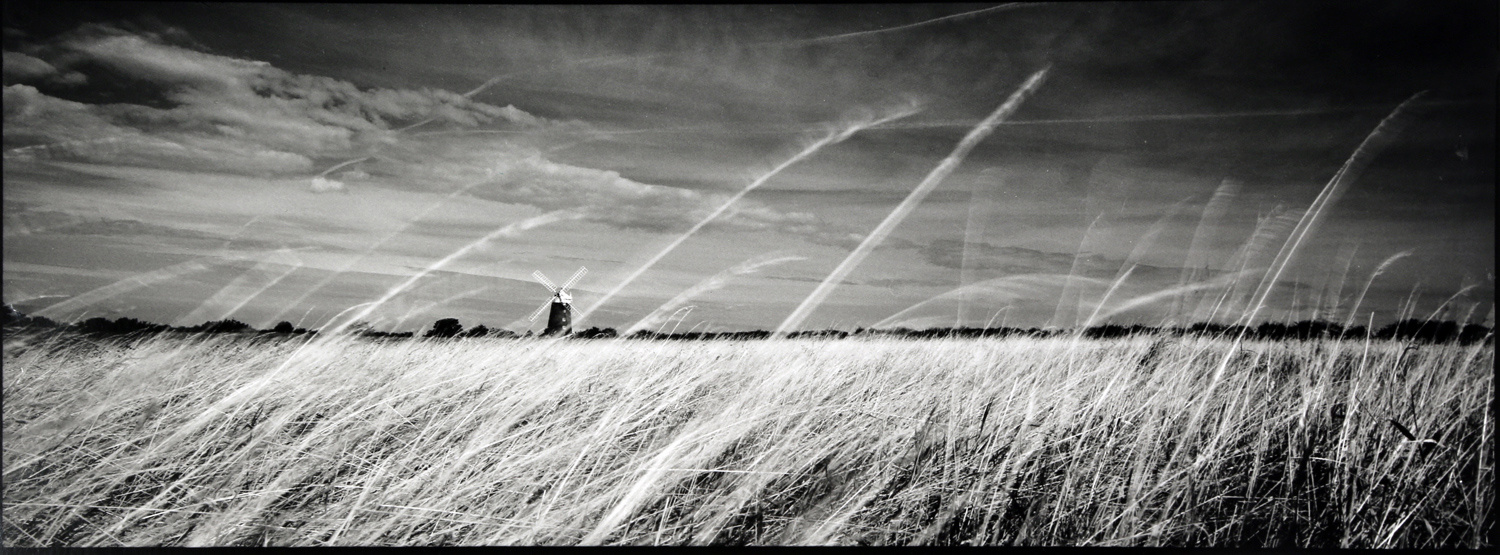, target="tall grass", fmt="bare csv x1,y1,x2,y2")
3,330,1491,546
